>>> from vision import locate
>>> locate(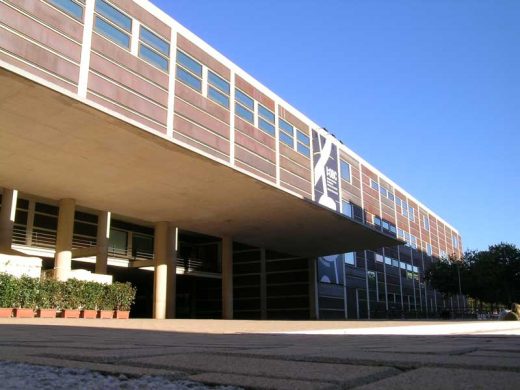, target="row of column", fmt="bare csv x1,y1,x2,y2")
0,188,234,320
